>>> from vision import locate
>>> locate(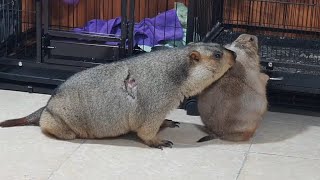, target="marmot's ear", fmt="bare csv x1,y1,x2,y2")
189,50,201,62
